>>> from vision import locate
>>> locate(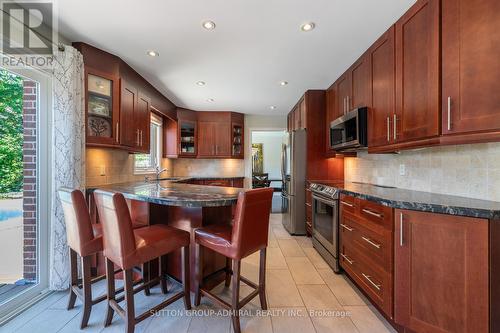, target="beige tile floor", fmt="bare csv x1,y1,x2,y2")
1,214,396,333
